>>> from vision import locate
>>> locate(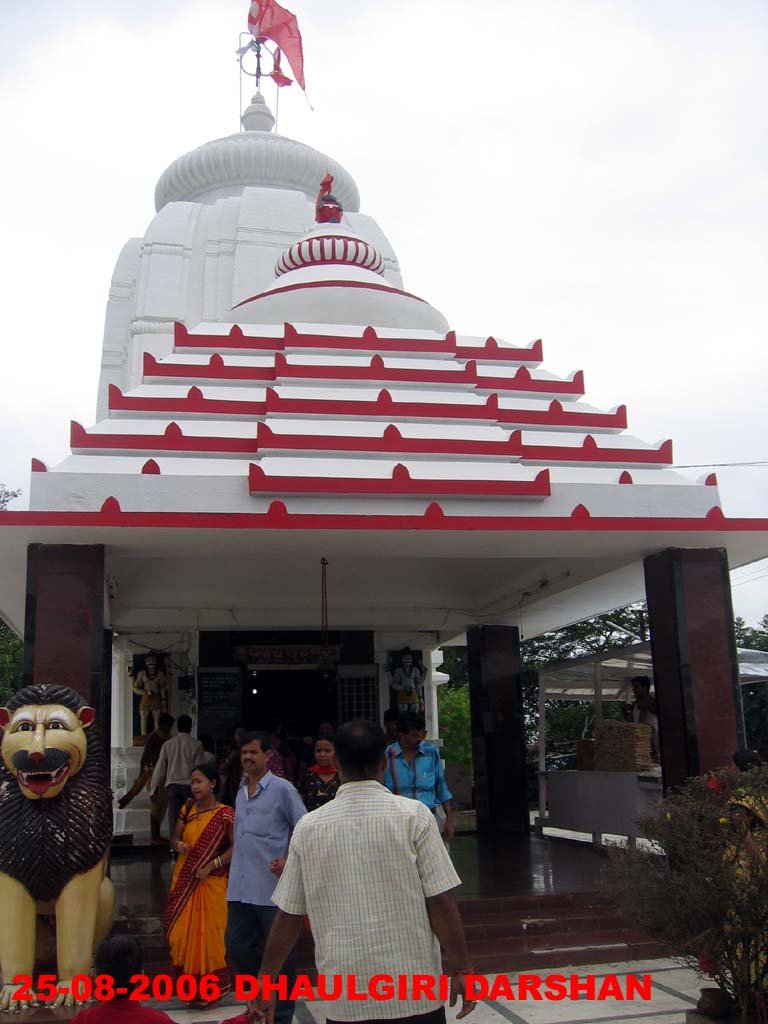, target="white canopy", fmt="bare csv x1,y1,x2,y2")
538,642,768,701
